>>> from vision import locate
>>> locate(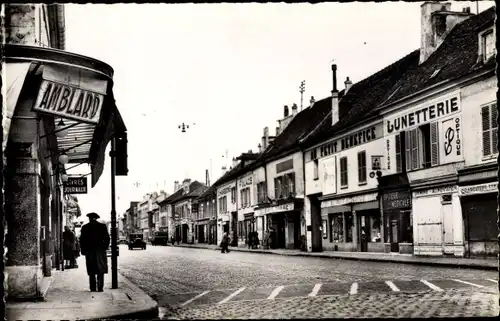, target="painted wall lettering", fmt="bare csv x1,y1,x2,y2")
386,139,391,170
439,116,464,164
